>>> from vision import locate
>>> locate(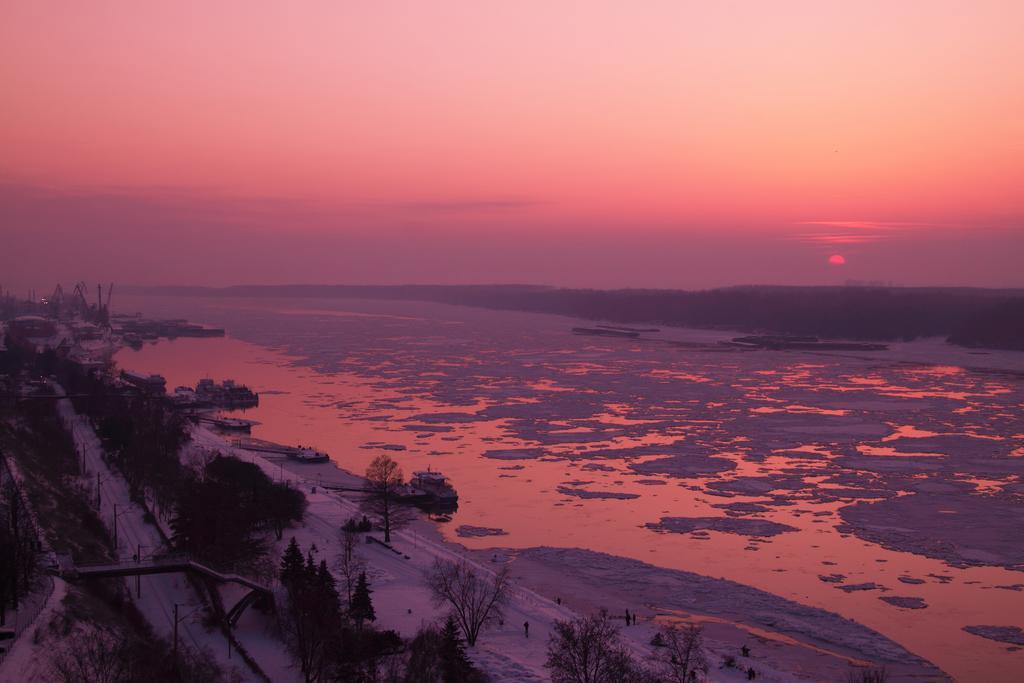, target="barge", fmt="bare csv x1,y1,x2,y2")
572,327,640,338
